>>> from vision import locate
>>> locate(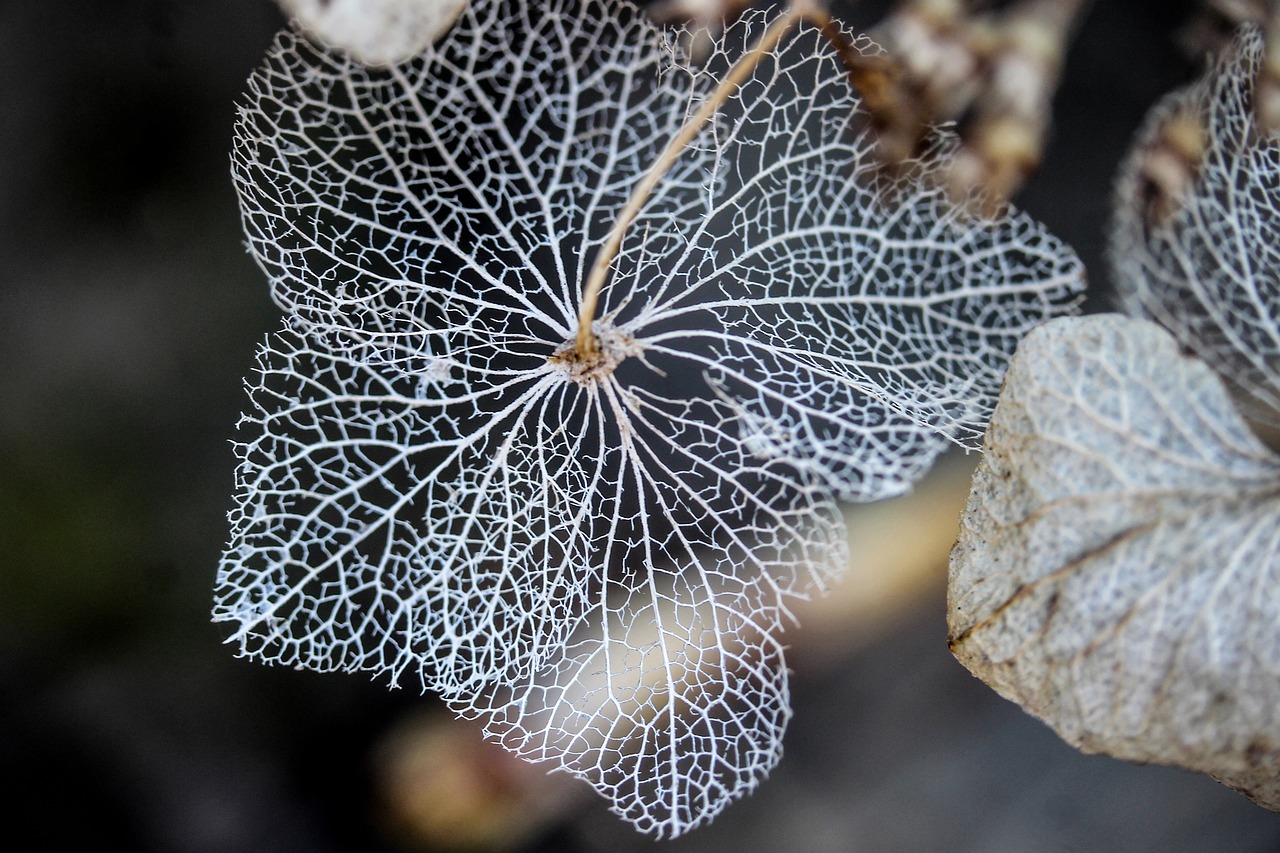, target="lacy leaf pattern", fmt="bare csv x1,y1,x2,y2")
218,0,1082,835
